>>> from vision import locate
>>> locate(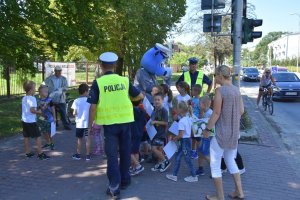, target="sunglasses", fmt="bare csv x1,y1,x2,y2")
266,71,270,73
